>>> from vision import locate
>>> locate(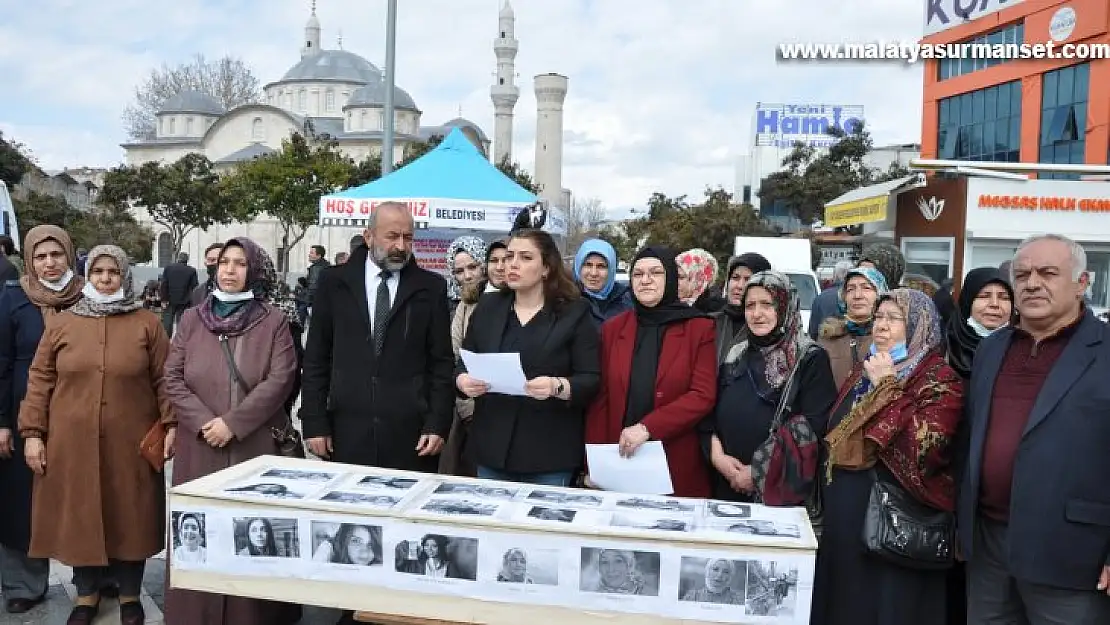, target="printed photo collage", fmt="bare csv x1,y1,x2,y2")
216,466,809,546
171,504,812,623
